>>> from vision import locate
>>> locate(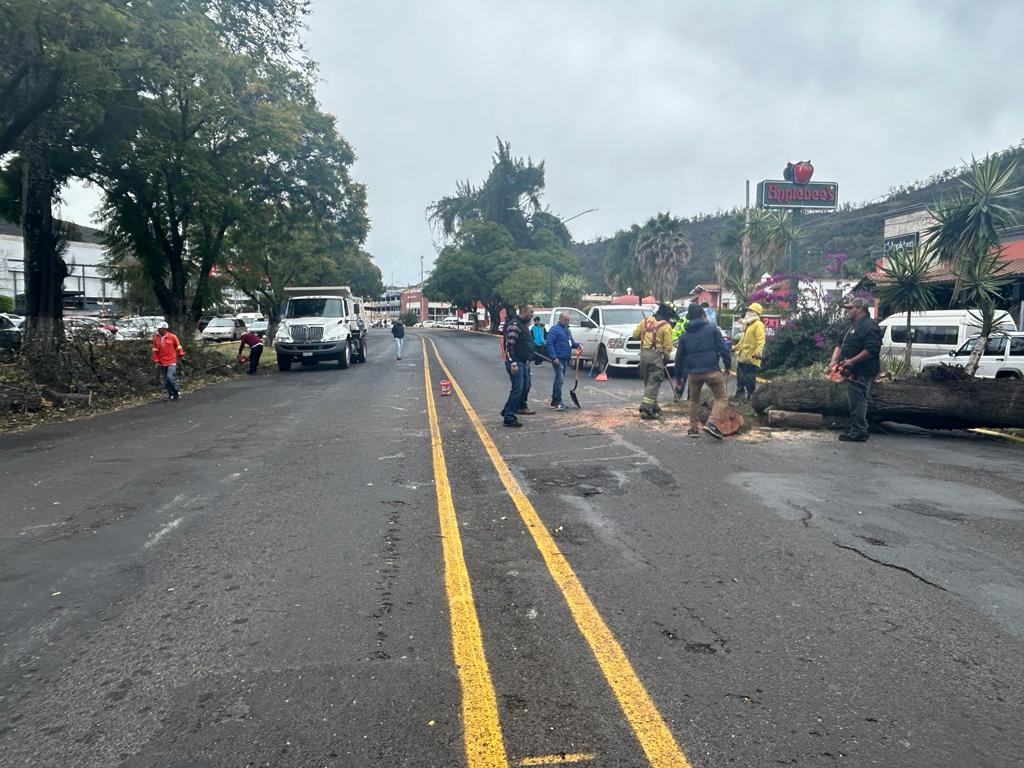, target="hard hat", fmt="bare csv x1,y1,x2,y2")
747,302,764,315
